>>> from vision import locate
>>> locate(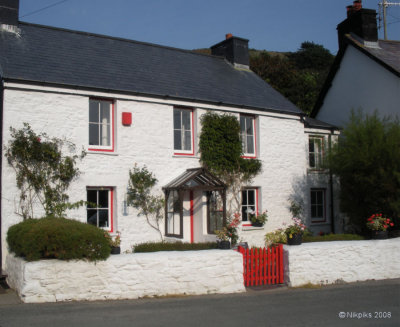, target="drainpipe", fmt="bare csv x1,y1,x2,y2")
328,130,335,234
